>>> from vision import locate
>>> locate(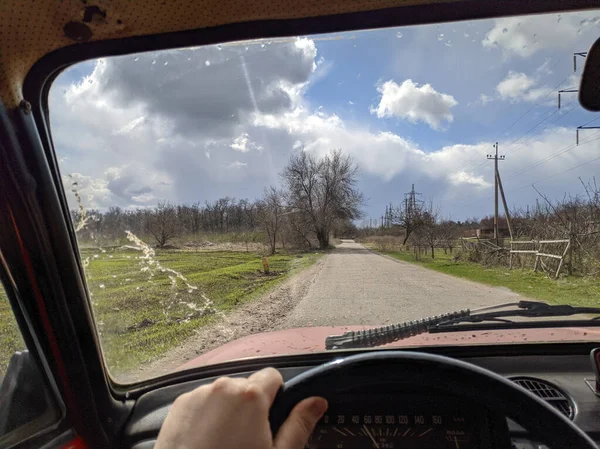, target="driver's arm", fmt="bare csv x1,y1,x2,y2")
155,367,328,449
